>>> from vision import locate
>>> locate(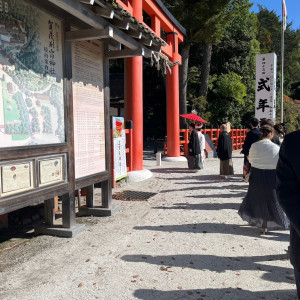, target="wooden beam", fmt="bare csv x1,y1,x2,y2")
127,28,142,39
48,0,149,51
105,48,152,59
80,0,94,4
94,6,114,19
110,19,130,30
148,44,162,52
140,36,153,47
66,27,113,42
102,38,121,50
